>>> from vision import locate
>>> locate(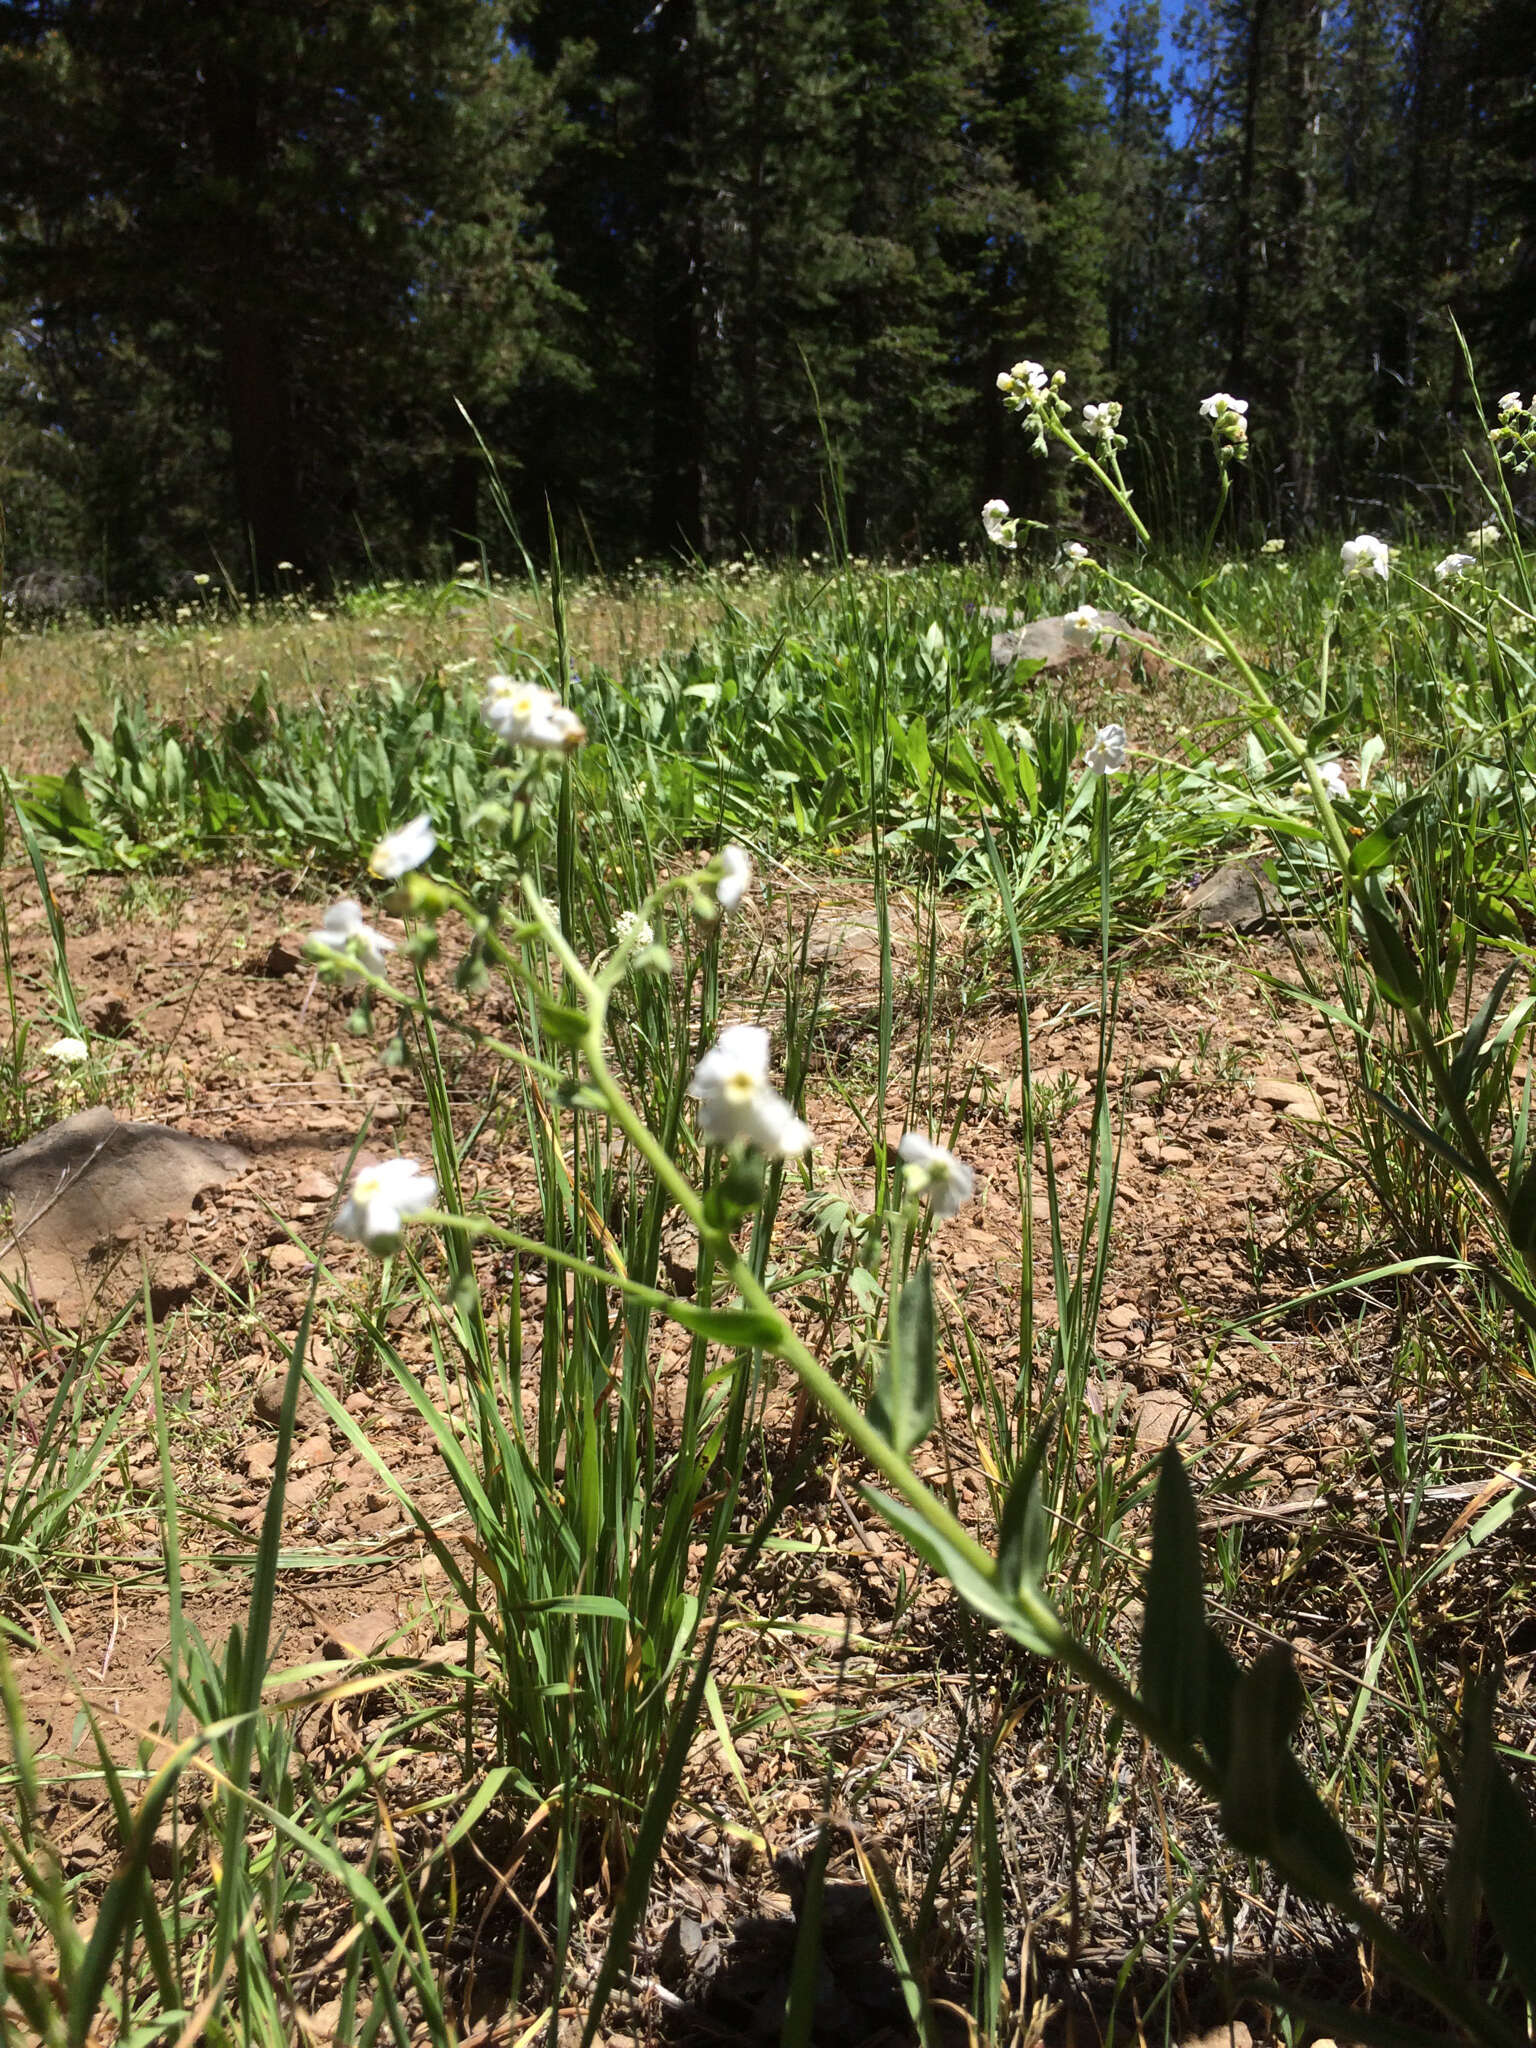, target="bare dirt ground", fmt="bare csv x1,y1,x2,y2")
2,854,1530,2043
